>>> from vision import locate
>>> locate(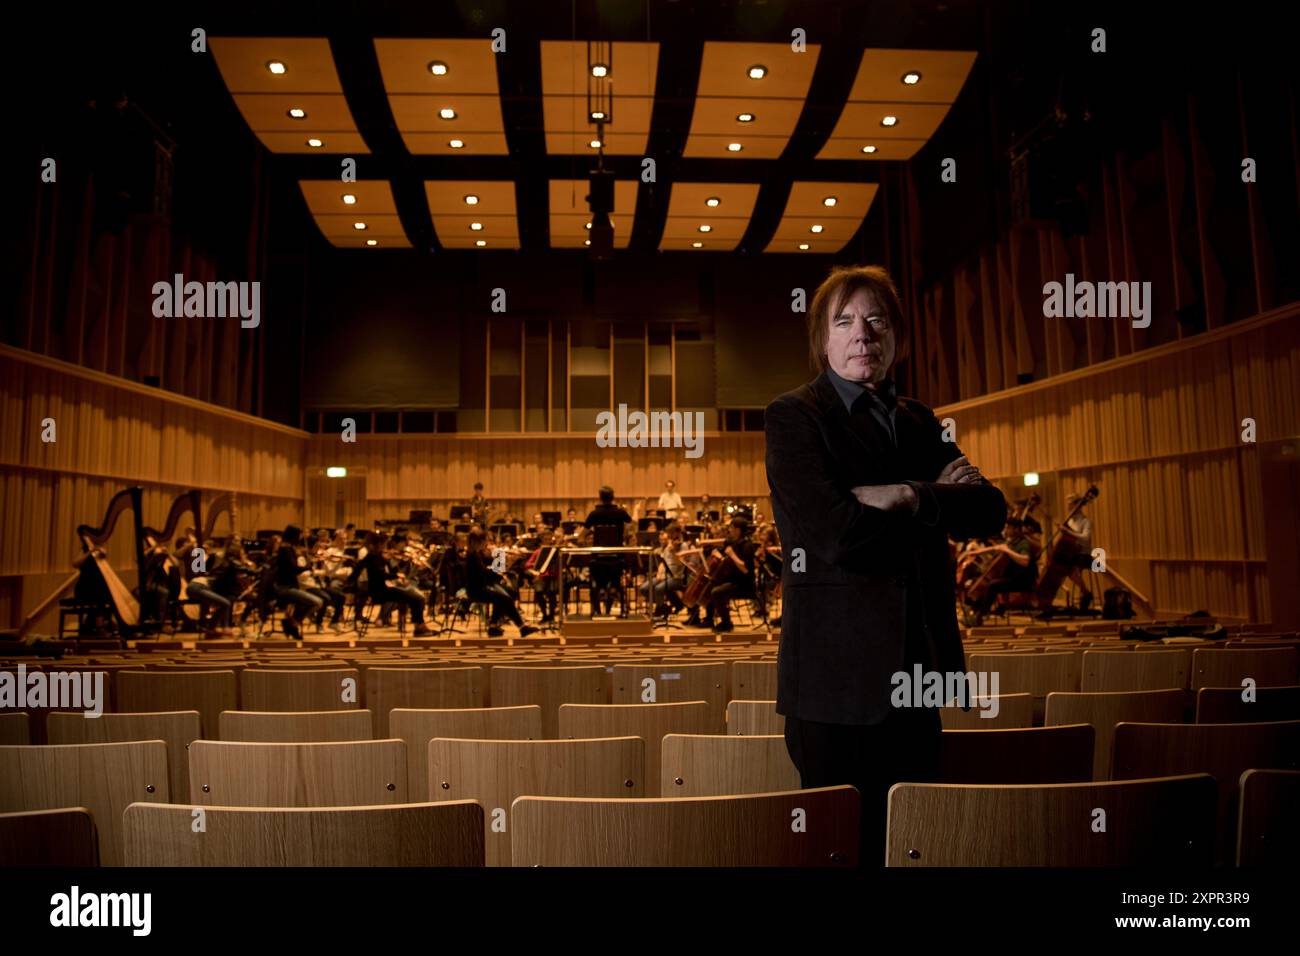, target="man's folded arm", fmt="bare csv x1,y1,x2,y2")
764,398,905,565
